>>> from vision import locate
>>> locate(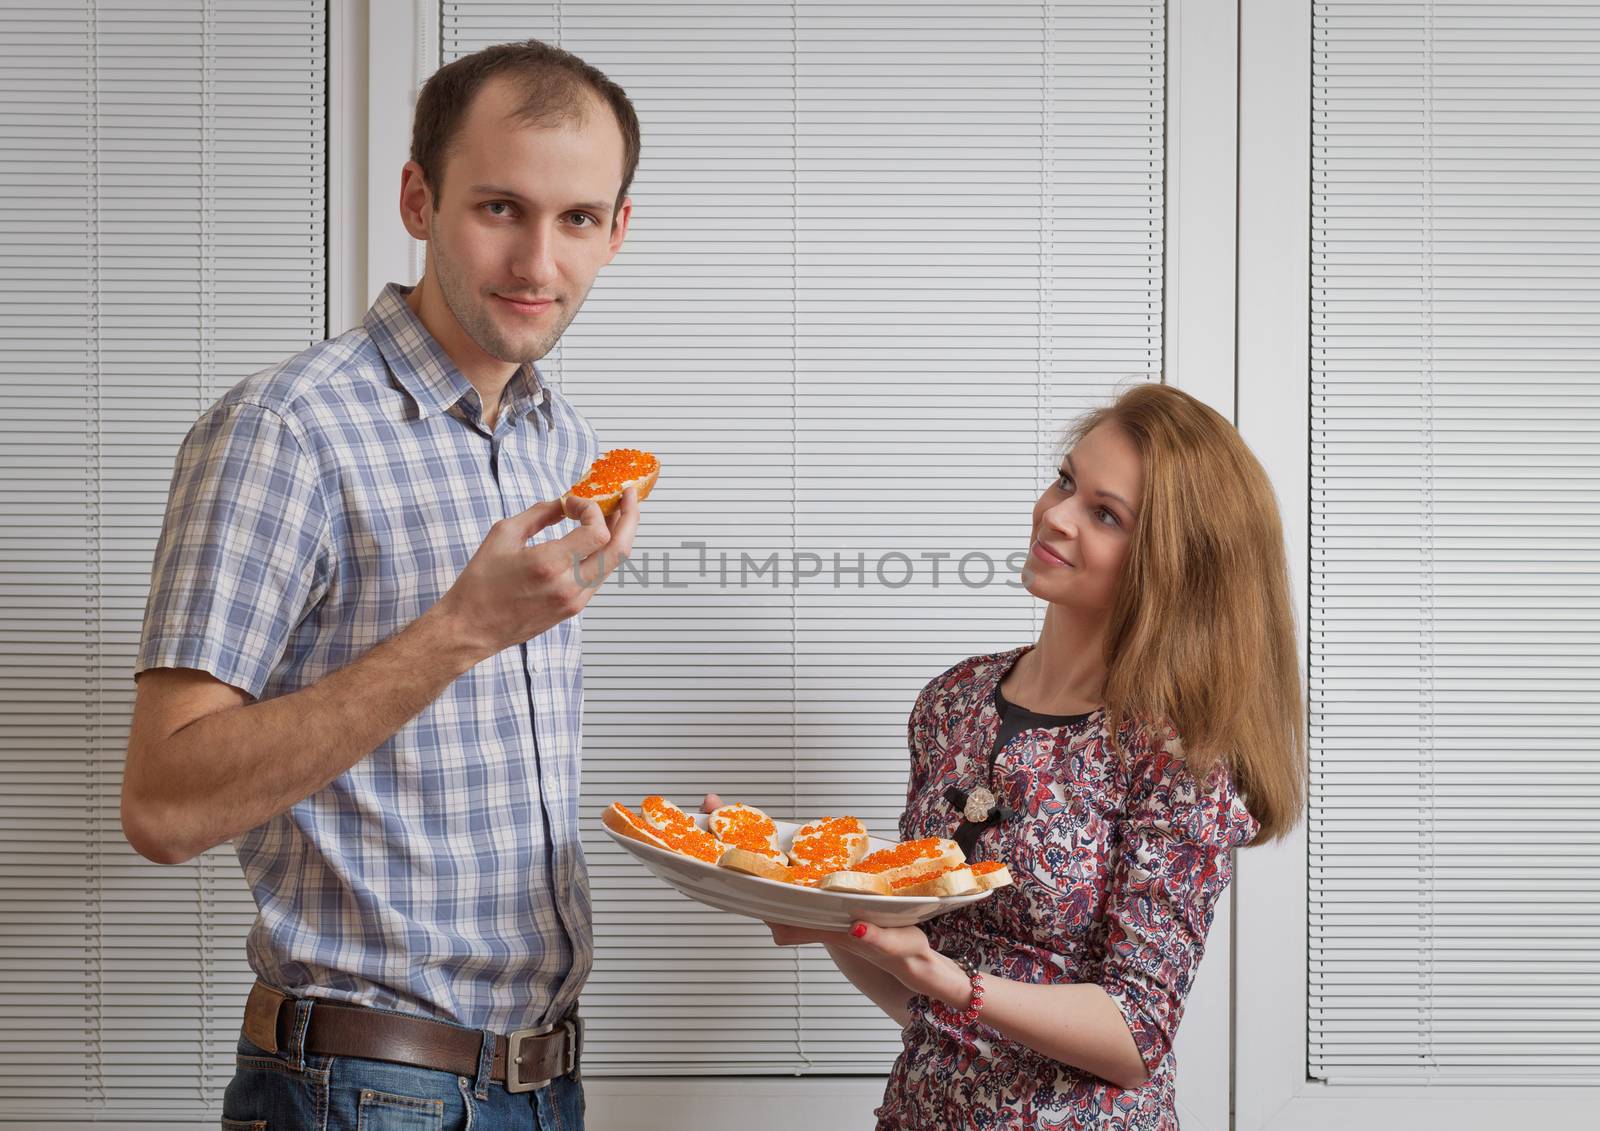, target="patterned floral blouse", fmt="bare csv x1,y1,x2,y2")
875,647,1259,1130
